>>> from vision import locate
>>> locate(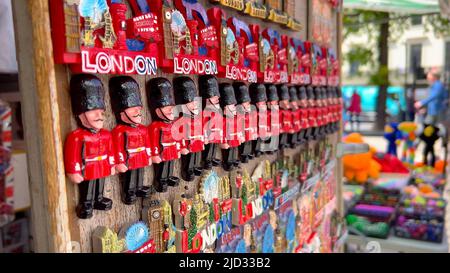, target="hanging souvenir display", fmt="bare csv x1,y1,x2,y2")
50,0,160,75
259,29,289,84
266,0,288,25
220,83,243,171
199,76,223,170
209,0,245,11
243,0,267,19
209,10,259,83
64,74,115,219
290,39,312,85
147,78,182,193
149,0,219,75
174,77,205,182
234,82,258,163
110,76,151,205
